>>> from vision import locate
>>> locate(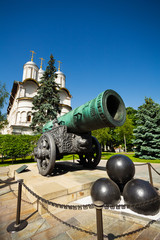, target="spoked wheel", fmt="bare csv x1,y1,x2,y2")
34,132,56,176
78,136,101,168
